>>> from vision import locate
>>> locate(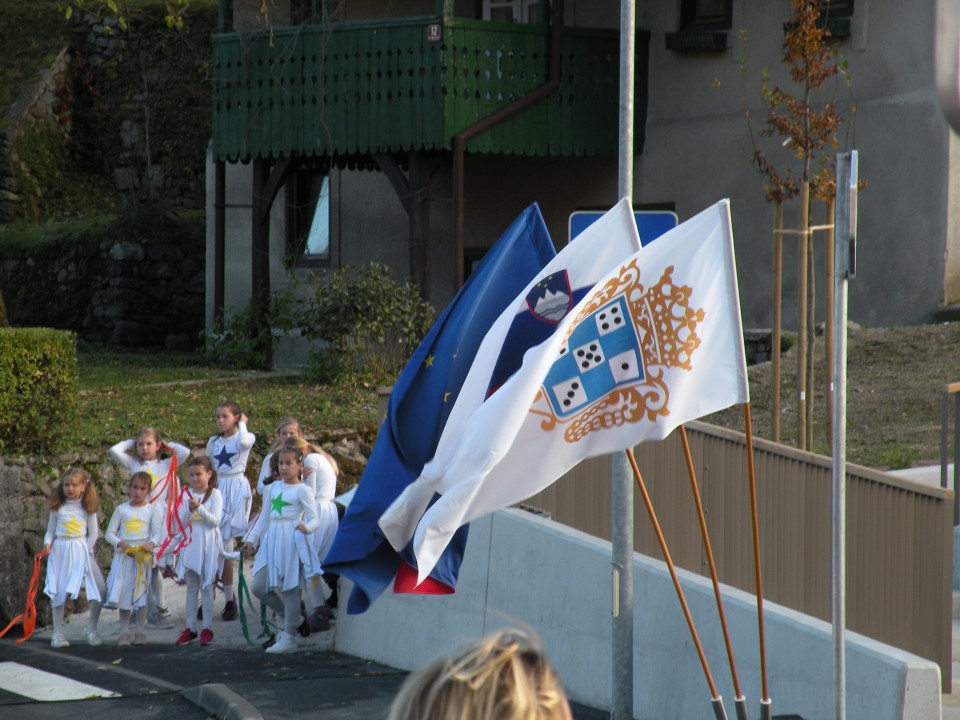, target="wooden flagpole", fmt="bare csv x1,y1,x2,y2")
679,426,749,720
625,448,729,720
743,404,772,720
